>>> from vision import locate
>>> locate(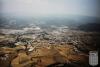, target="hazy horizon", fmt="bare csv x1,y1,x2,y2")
0,0,100,17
